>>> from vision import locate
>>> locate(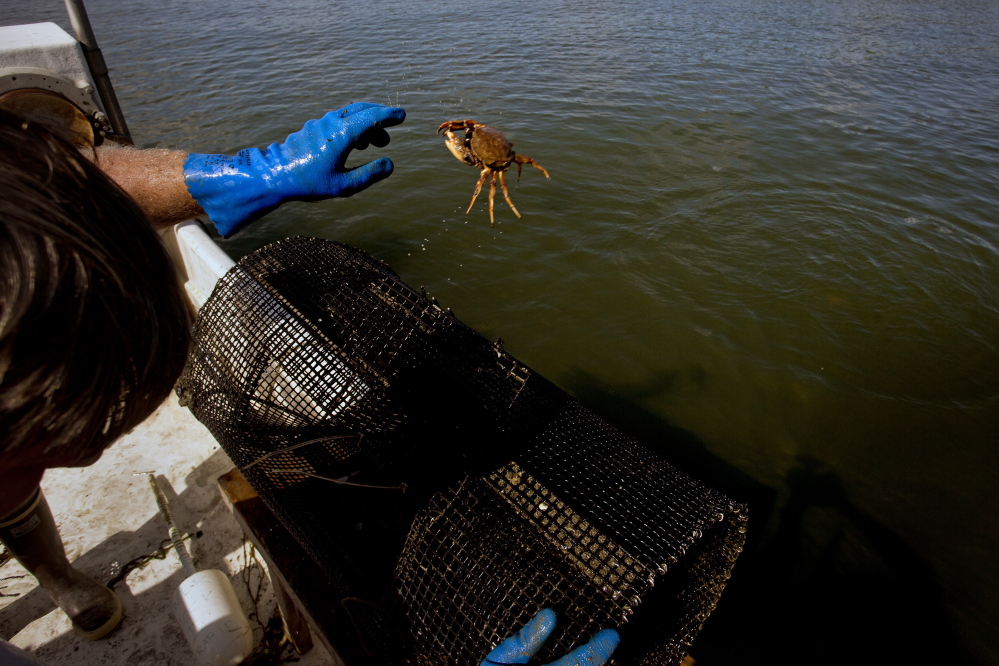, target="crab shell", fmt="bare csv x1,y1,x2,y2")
438,120,516,170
